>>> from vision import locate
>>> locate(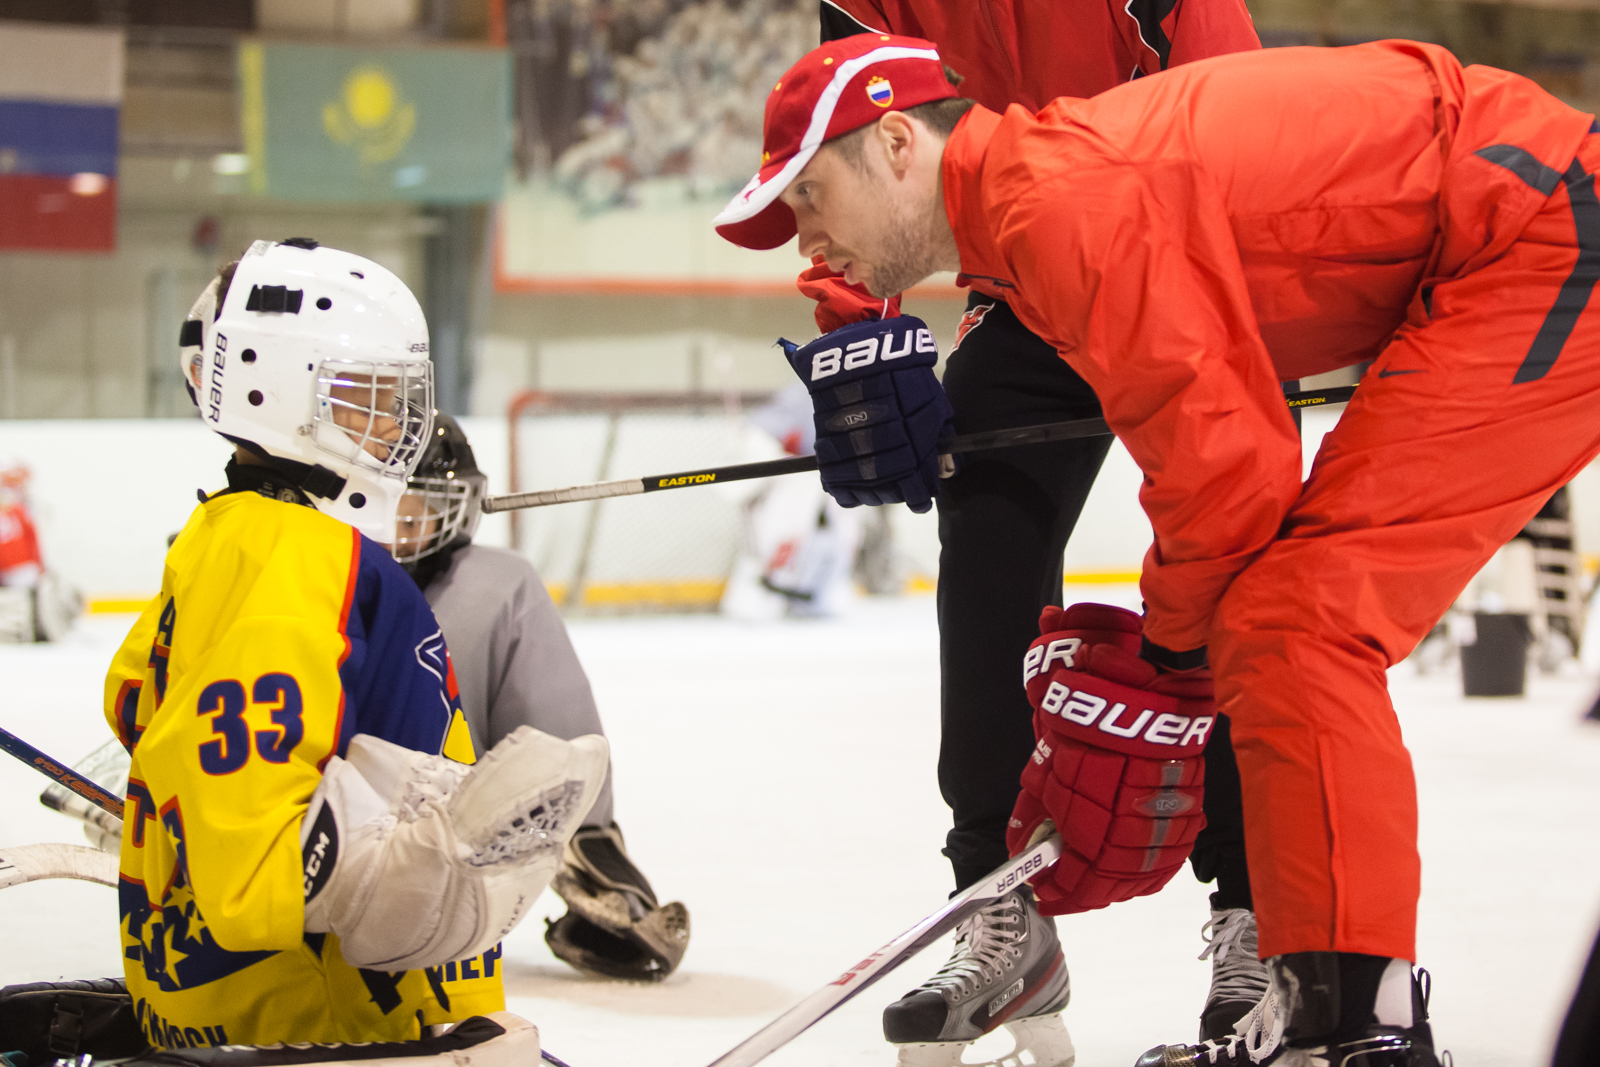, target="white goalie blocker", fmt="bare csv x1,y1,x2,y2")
301,725,608,972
